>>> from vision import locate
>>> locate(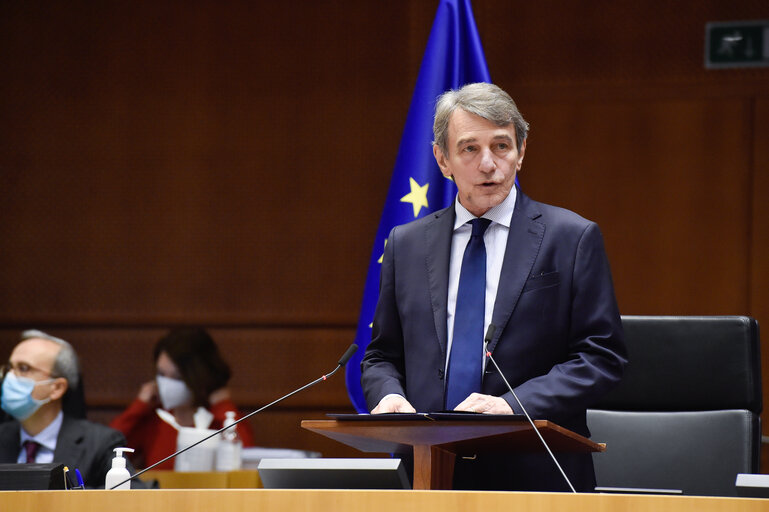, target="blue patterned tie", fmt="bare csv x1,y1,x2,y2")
446,217,491,409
